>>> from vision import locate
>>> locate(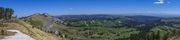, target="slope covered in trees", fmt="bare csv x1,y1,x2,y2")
20,14,180,40
1,7,180,40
